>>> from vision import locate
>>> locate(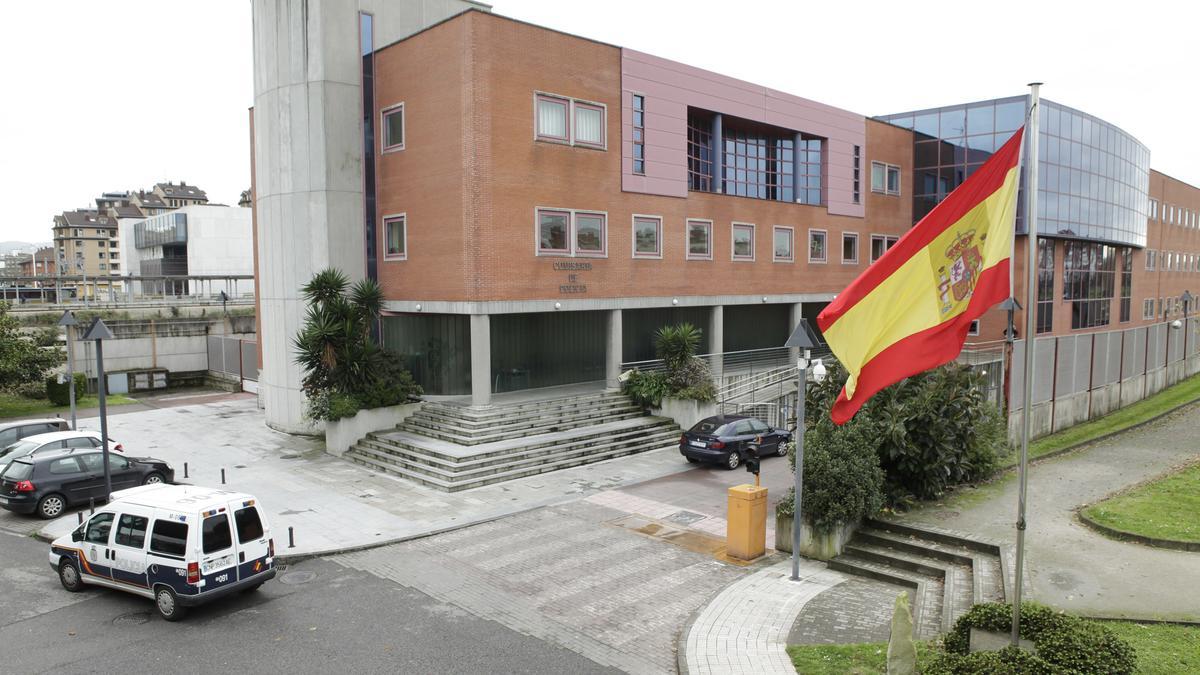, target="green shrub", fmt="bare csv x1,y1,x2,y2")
622,370,669,408
303,390,362,422
45,373,87,406
926,645,1055,675
776,418,885,531
940,602,1136,675
356,350,423,409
